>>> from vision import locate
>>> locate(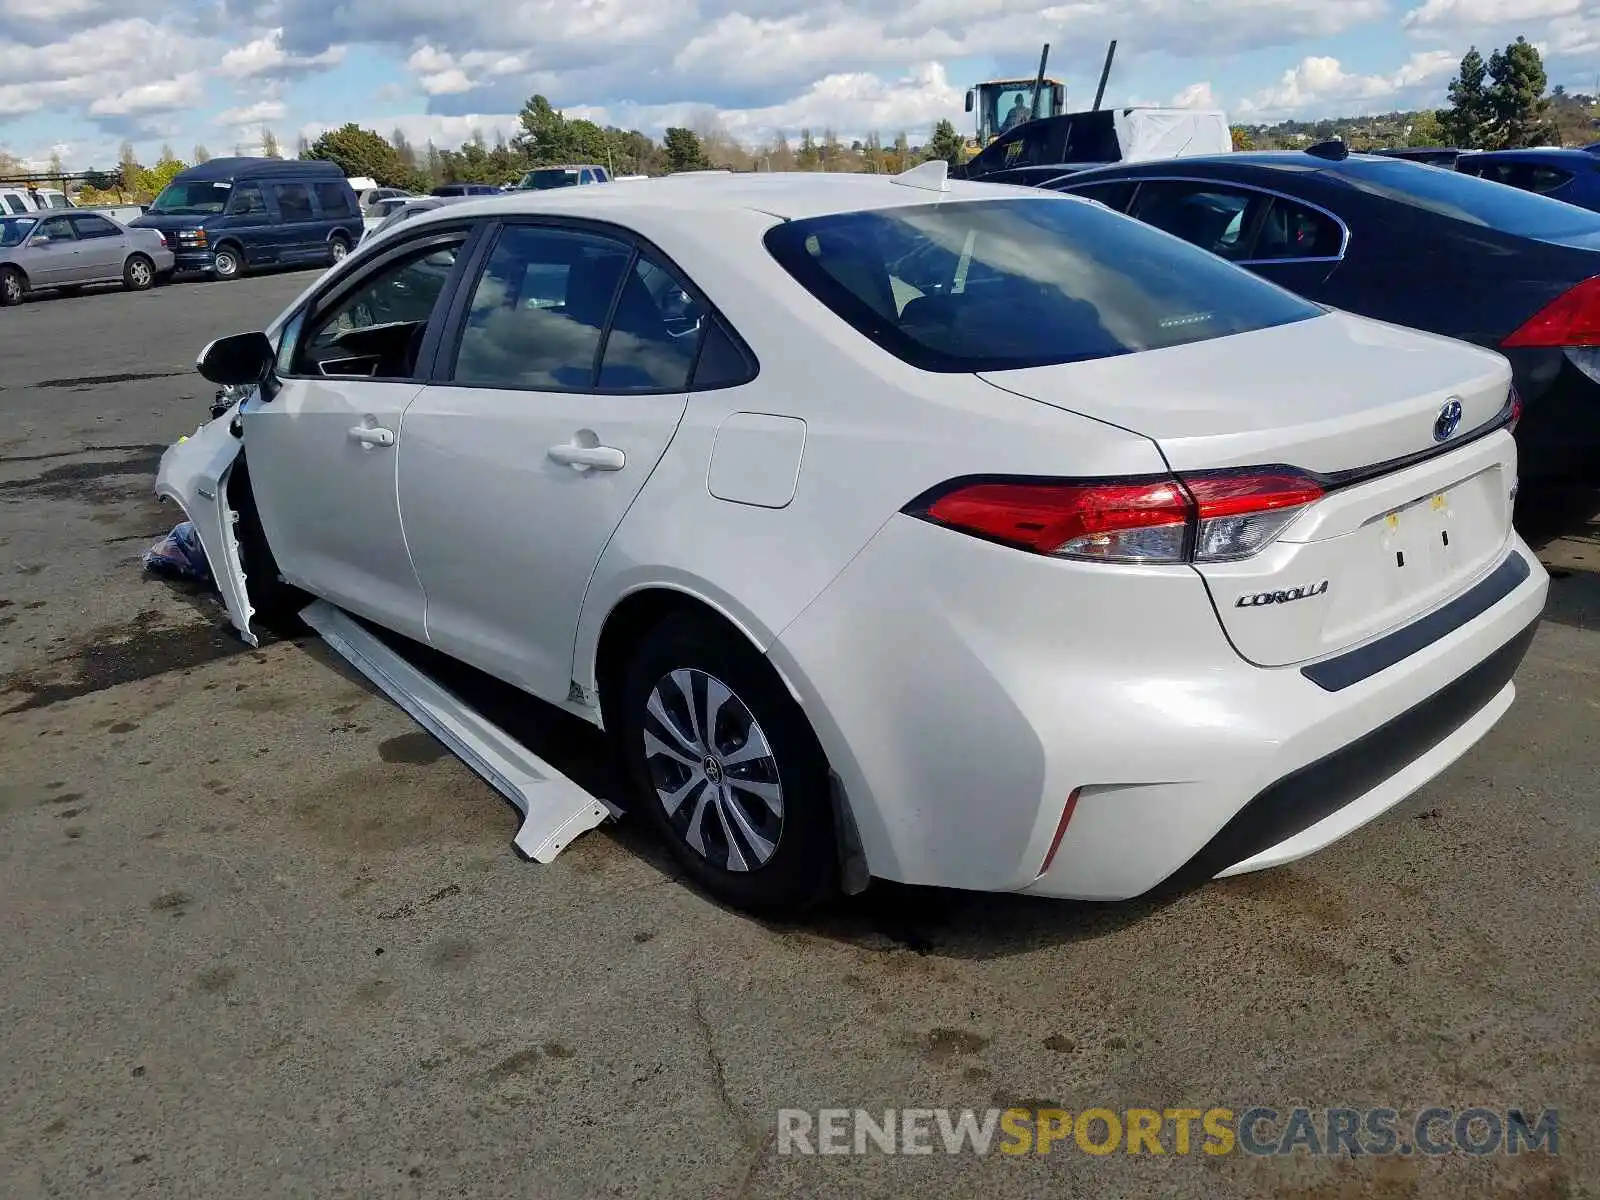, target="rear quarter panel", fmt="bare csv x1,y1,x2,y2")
568,205,1170,693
